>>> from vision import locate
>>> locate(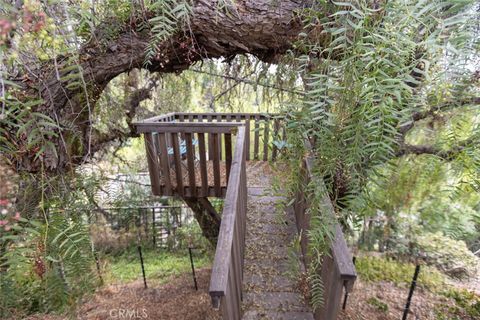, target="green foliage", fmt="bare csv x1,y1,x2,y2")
438,288,480,319
295,0,478,210
104,246,211,284
367,297,388,312
0,214,98,317
143,0,192,66
355,256,445,291
284,0,479,306
415,232,479,278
